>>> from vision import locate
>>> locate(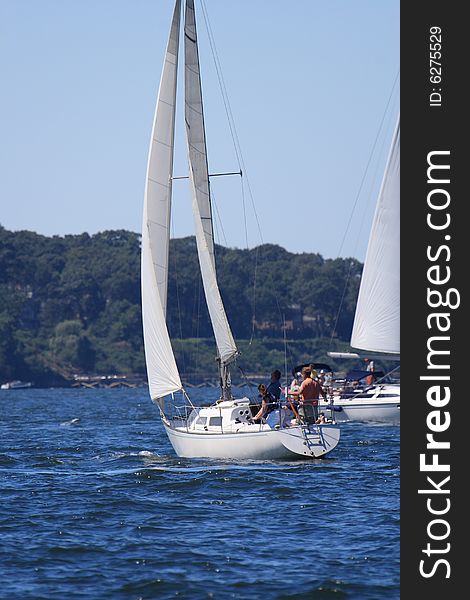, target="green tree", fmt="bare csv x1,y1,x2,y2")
0,226,363,384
